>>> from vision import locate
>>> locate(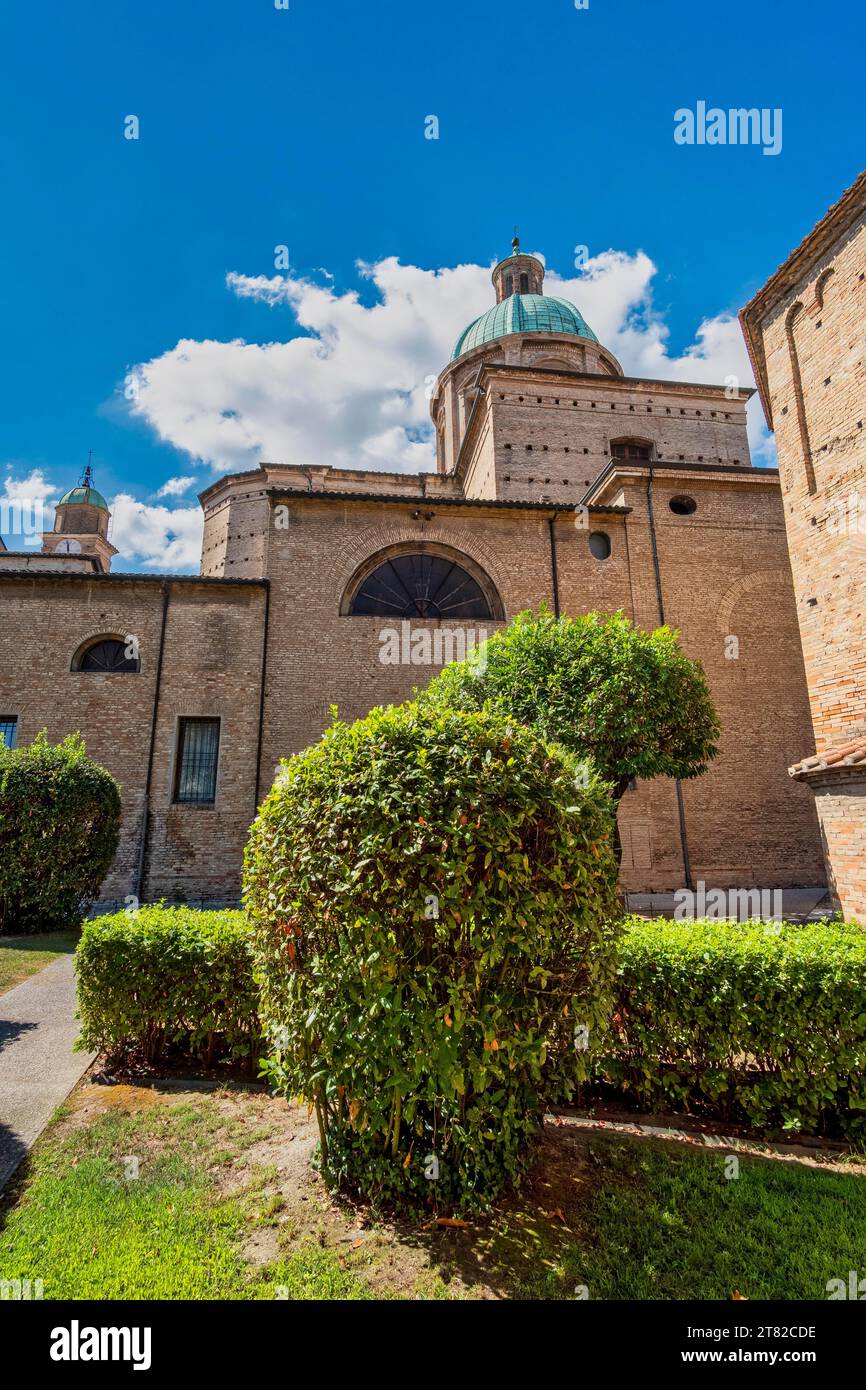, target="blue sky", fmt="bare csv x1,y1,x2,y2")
1,0,863,569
